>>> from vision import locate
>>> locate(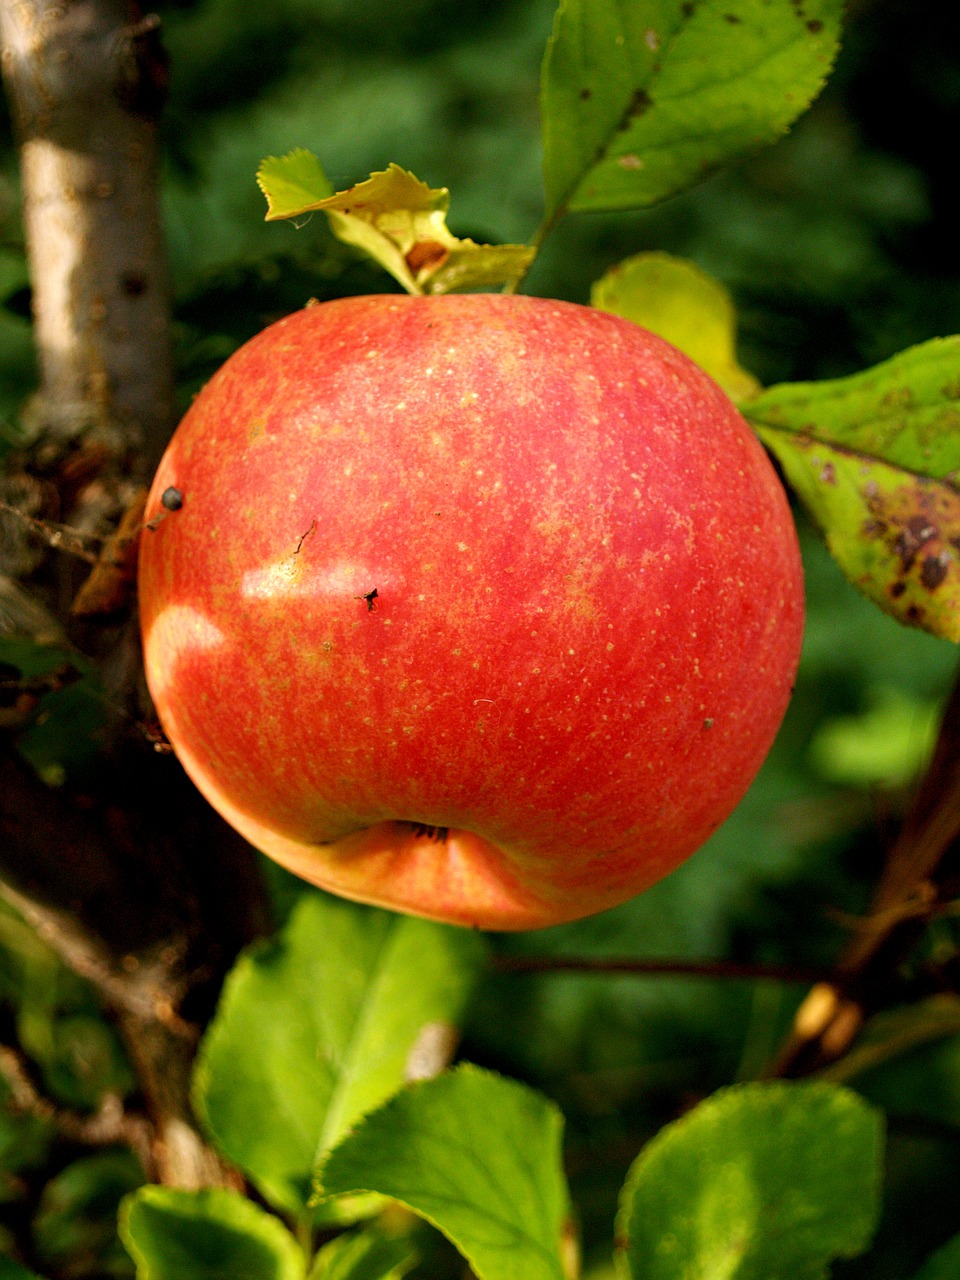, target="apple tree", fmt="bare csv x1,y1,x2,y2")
2,1,960,1278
